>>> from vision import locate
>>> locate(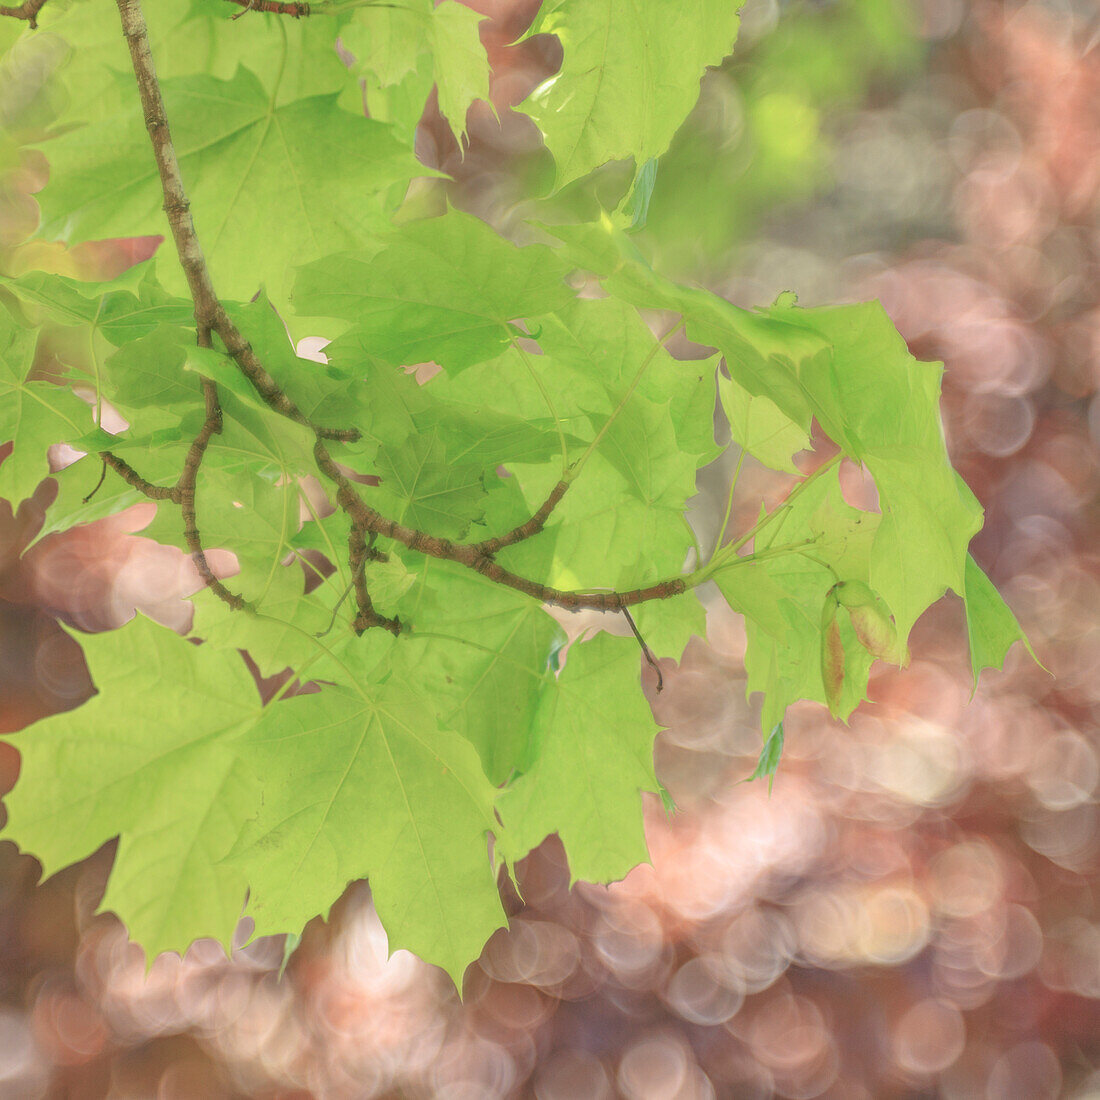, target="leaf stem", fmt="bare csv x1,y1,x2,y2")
691,454,841,586
710,446,745,561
